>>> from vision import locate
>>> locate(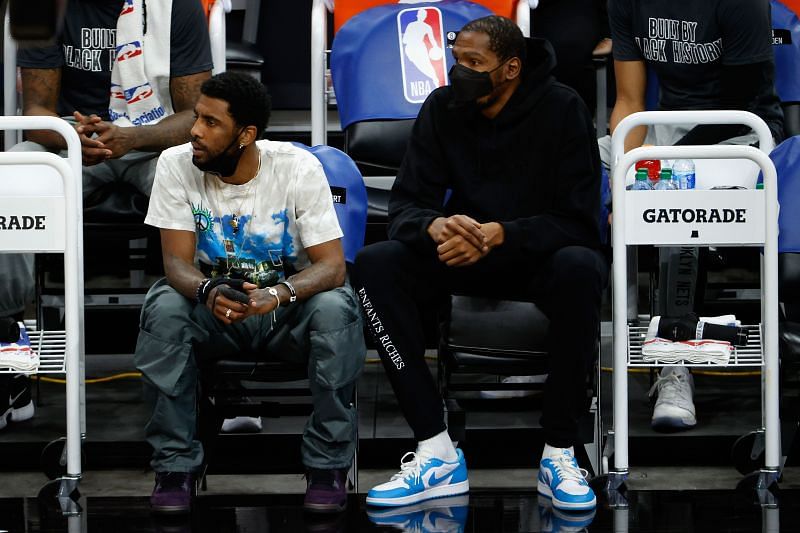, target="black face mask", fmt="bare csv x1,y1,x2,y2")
448,61,506,104
192,128,245,177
